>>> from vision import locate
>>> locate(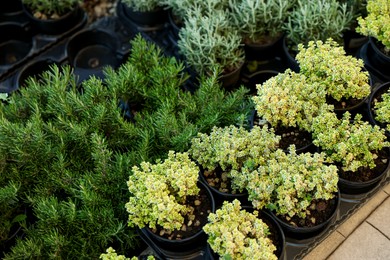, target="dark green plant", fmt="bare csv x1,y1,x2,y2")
22,0,81,17
0,34,251,258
